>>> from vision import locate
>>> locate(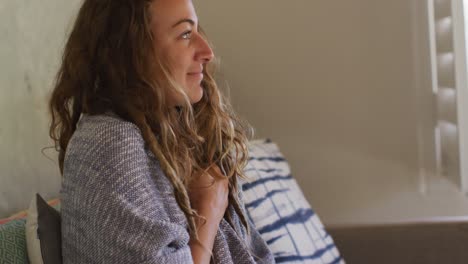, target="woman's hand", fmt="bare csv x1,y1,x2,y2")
188,164,229,264
188,164,229,224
